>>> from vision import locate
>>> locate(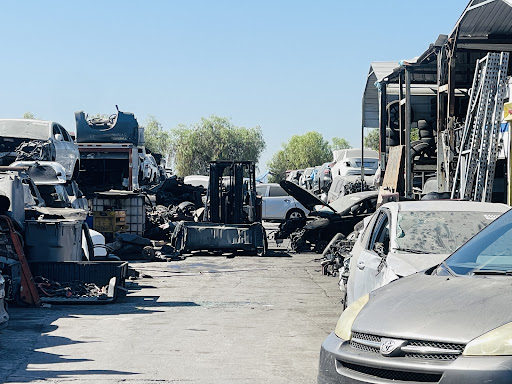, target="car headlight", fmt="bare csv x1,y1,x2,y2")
334,294,369,341
463,322,512,356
